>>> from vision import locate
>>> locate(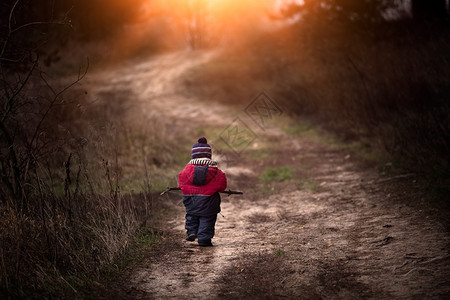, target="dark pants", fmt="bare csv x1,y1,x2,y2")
185,214,217,244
